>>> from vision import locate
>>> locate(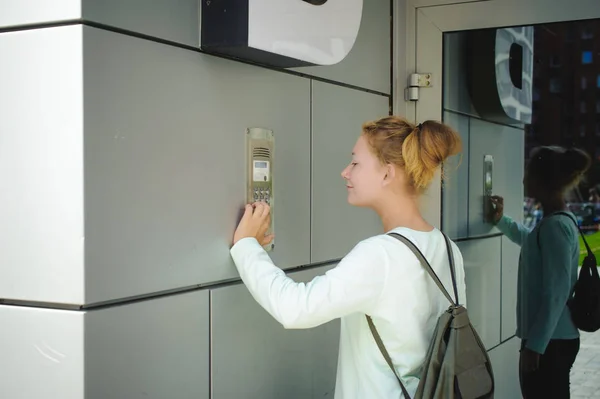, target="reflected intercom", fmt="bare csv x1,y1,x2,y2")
246,128,274,251
483,155,494,223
